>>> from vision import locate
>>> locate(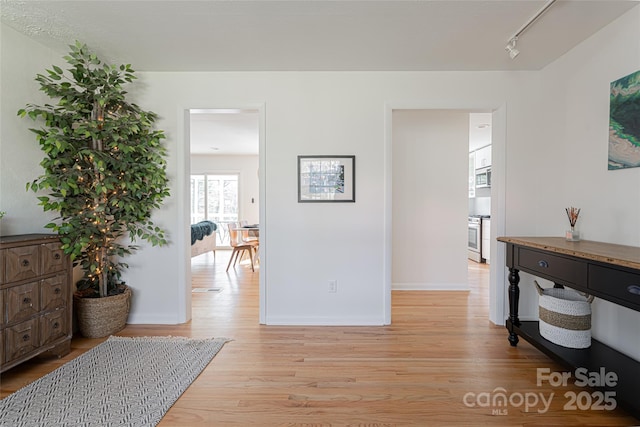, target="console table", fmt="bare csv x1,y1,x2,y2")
498,236,640,419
